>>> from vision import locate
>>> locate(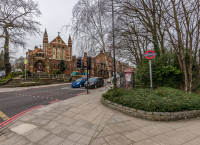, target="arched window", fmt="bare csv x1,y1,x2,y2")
57,46,60,59
53,46,55,59
62,47,64,60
